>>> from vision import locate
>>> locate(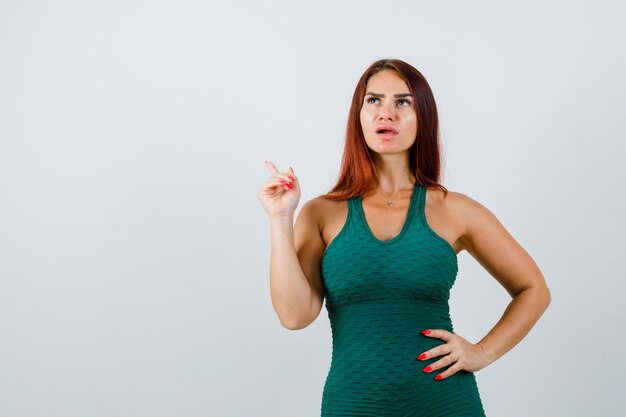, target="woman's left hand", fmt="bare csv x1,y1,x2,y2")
417,329,493,380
